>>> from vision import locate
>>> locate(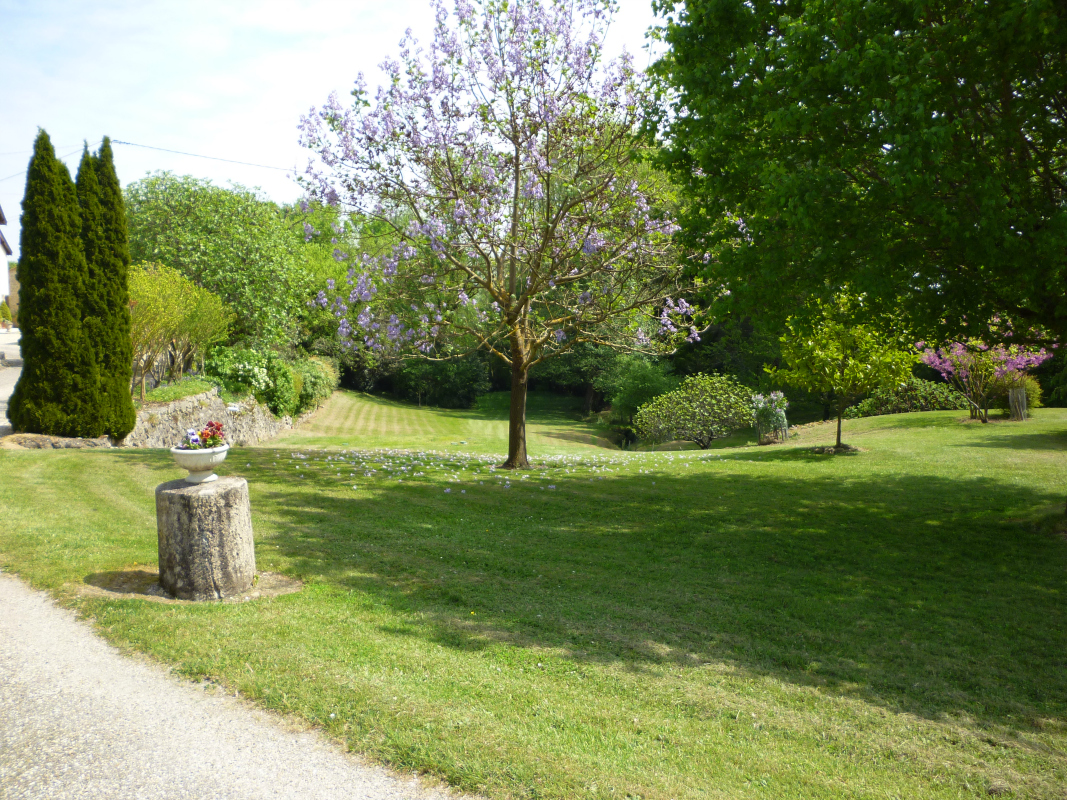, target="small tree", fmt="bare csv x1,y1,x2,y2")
919,340,1051,422
634,373,753,449
771,304,917,448
8,130,104,437
300,0,695,467
129,263,233,399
